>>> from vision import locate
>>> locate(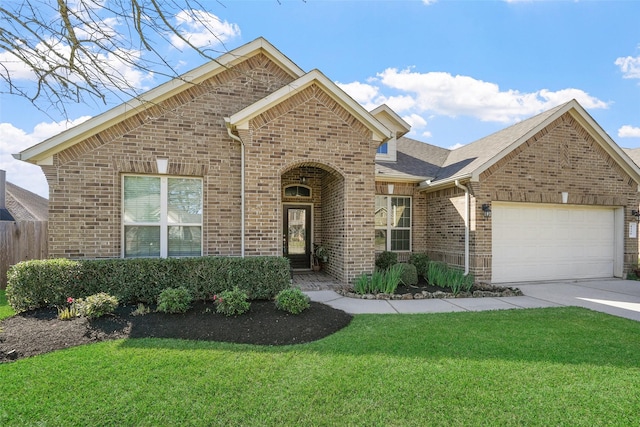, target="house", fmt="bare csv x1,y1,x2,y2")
14,38,640,284
0,170,49,287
